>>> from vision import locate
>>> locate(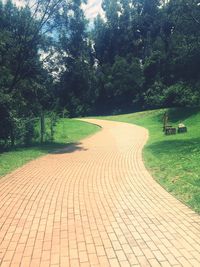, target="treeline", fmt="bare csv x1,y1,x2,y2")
1,0,200,146
57,0,200,116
